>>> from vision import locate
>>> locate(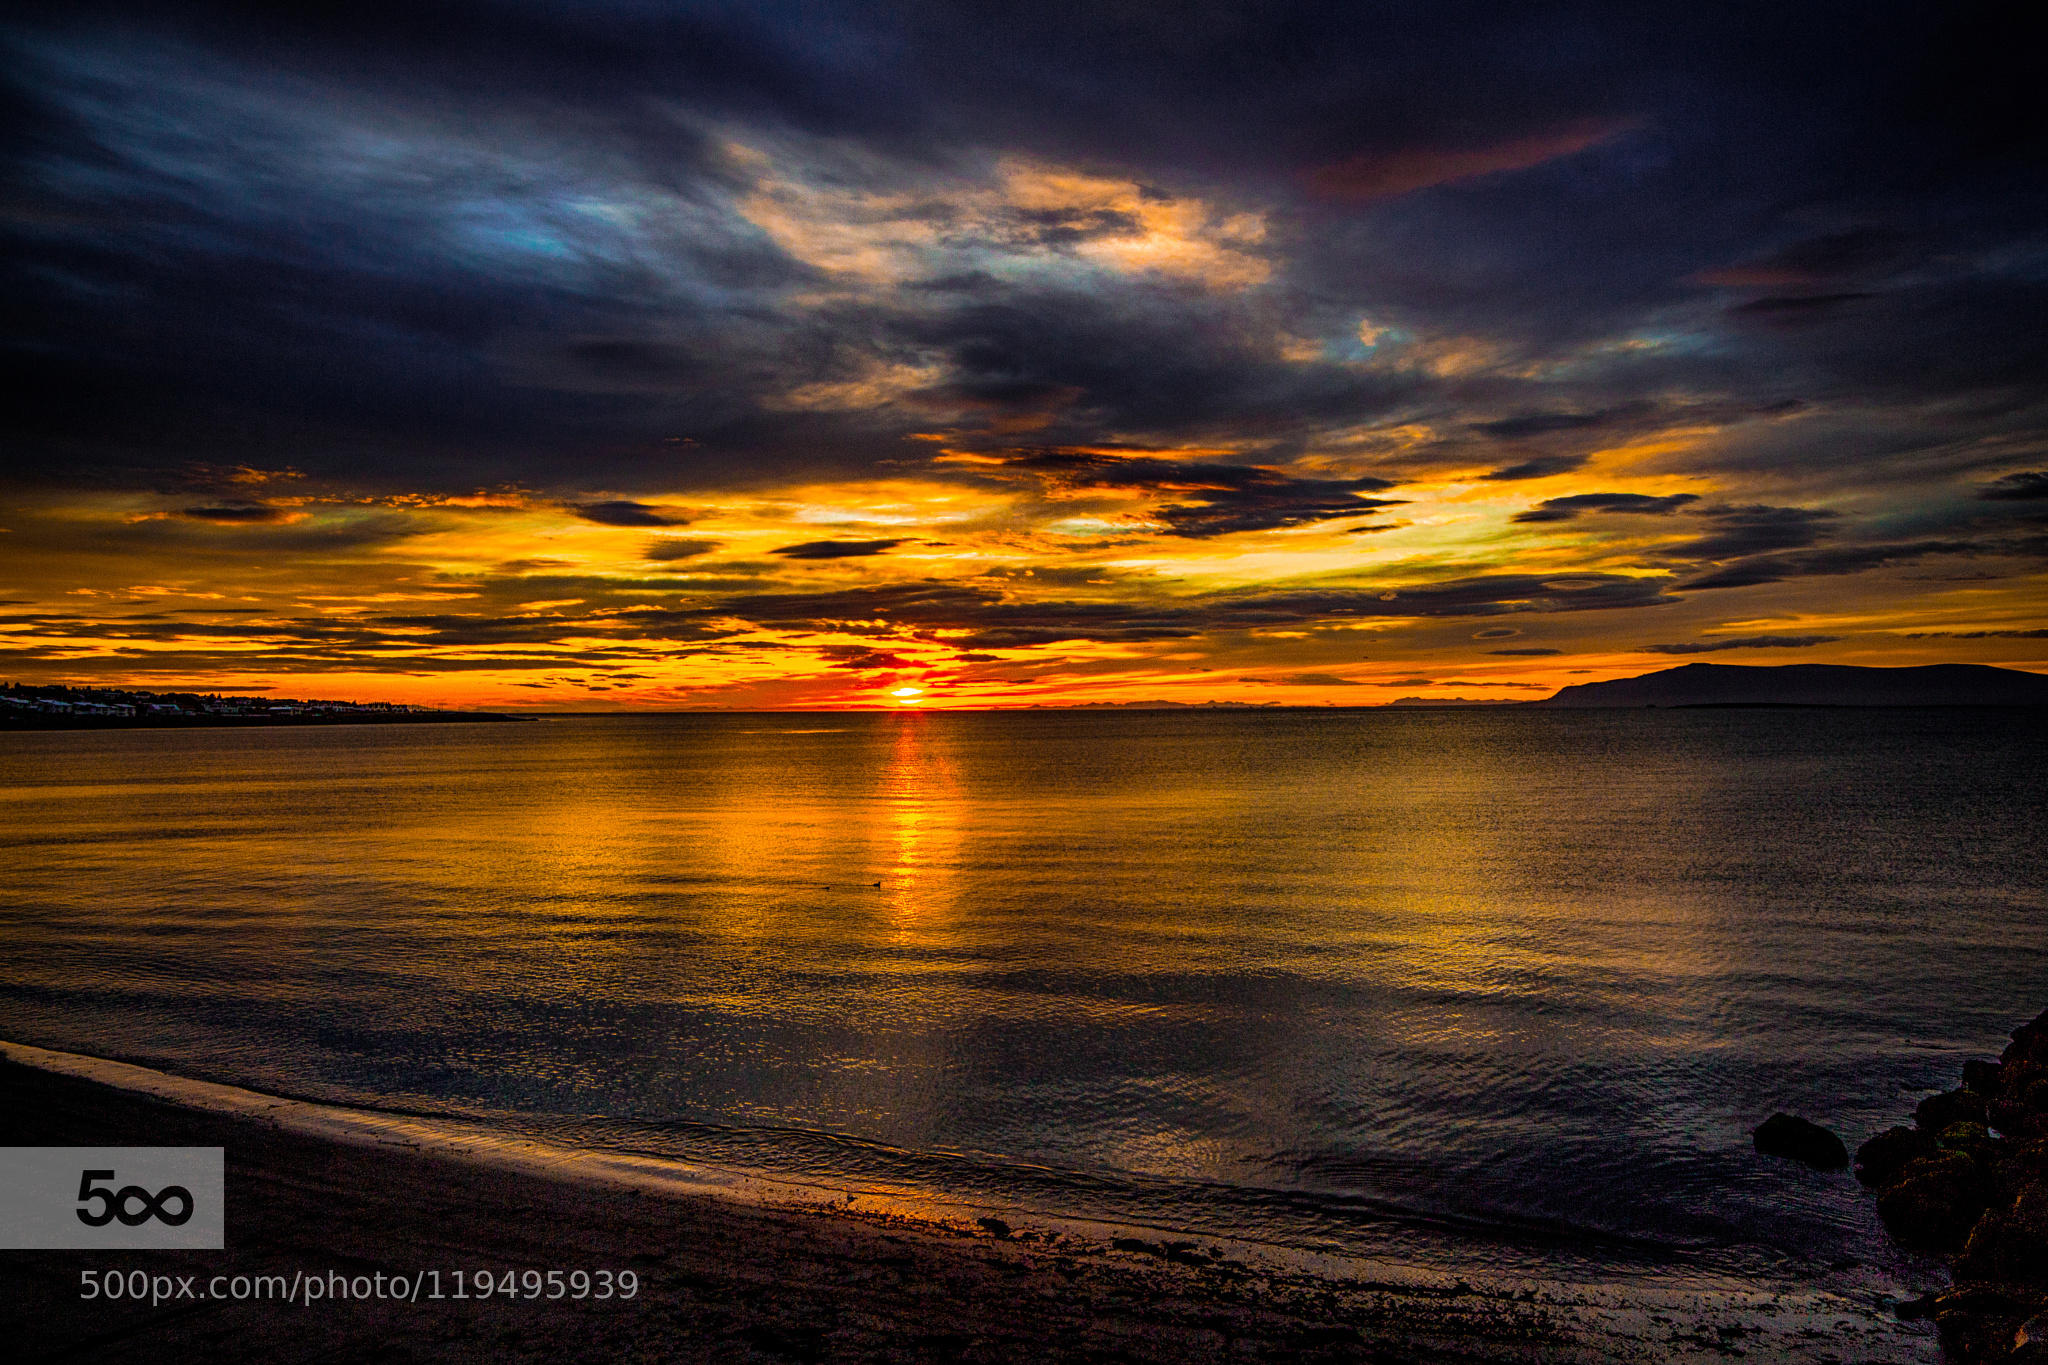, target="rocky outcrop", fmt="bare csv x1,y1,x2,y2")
1861,1007,2048,1362
1754,1112,1849,1169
